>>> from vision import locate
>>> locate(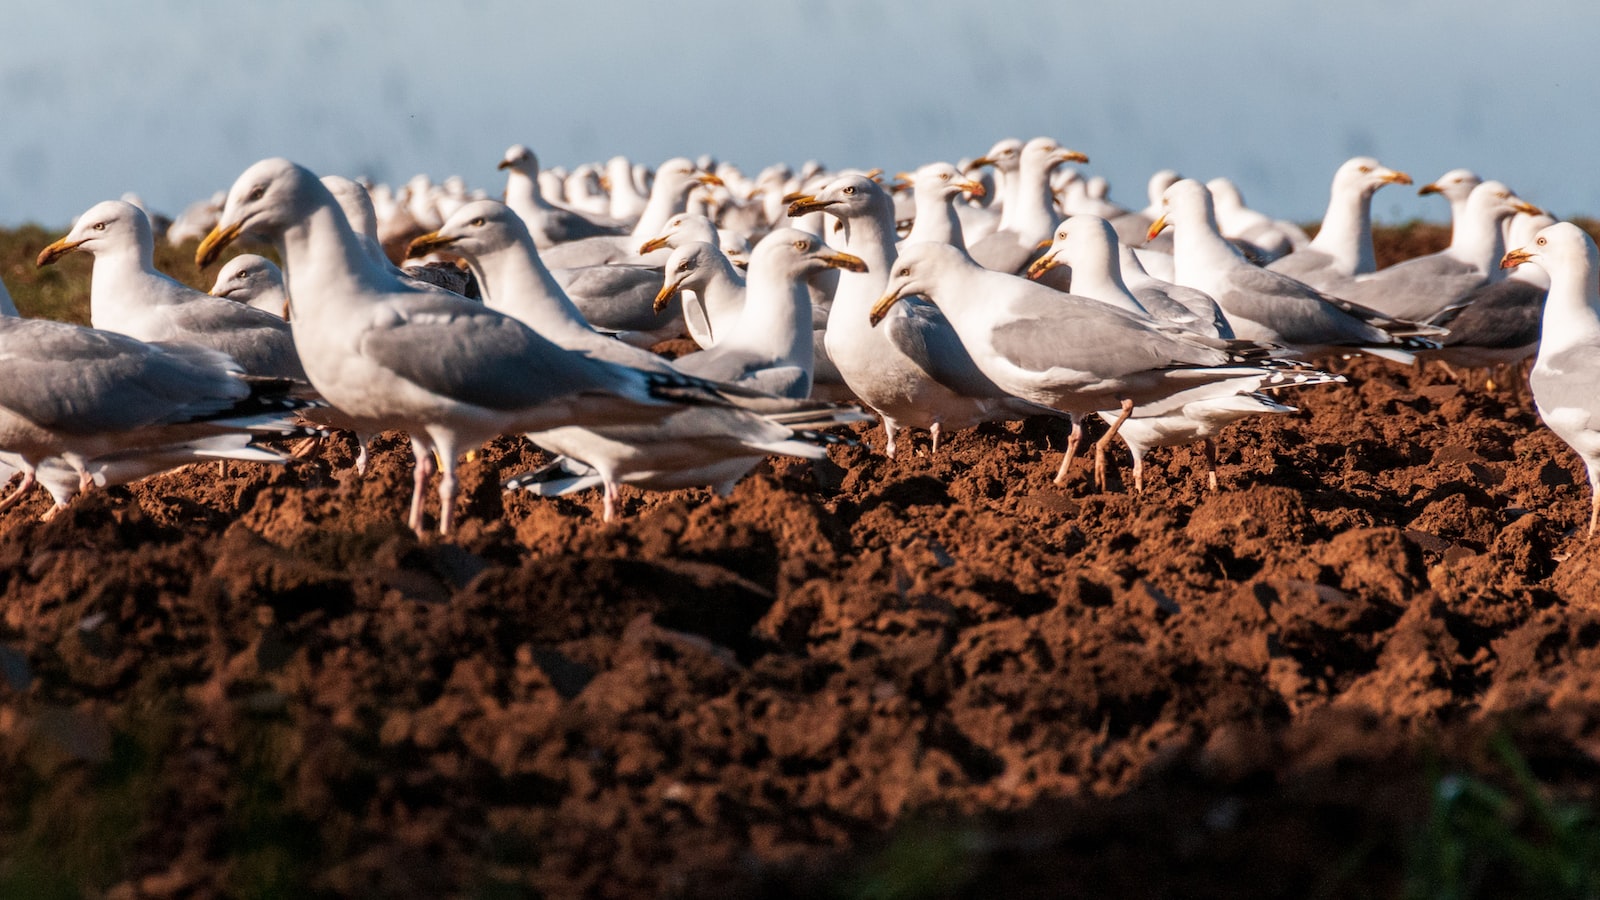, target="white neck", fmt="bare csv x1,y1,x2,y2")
468,238,593,346
1535,260,1600,360
1307,182,1375,275
1448,206,1510,277
503,169,551,223
907,190,964,247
